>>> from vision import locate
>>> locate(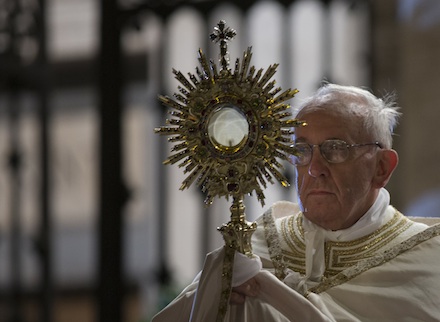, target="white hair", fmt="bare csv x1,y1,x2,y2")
295,83,401,149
